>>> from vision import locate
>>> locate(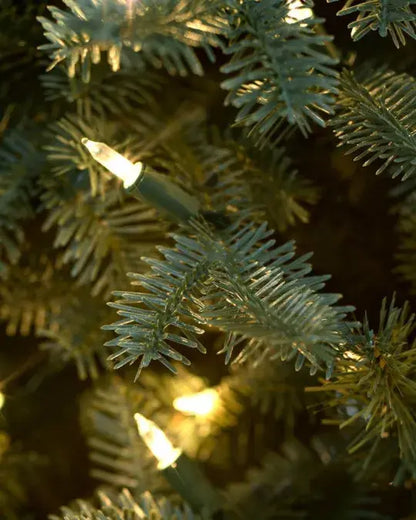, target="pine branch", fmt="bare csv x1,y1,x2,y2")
42,176,165,296
228,358,308,432
38,0,224,81
198,220,354,371
221,0,339,145
332,68,416,180
105,218,354,377
0,127,44,278
308,298,416,467
225,440,386,519
40,65,161,119
39,289,112,380
104,238,210,378
220,139,319,231
49,488,199,520
329,0,416,47
80,377,161,489
155,120,319,230
0,254,71,336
